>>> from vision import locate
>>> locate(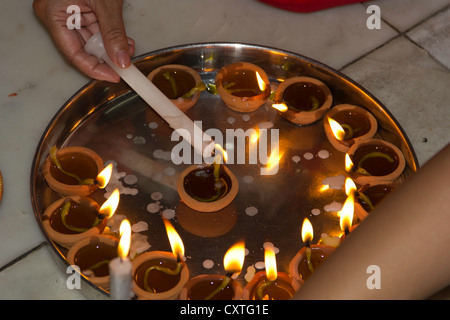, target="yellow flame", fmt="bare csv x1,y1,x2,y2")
345,177,357,196
163,219,185,259
96,163,113,189
214,144,228,163
266,149,283,172
320,184,330,192
223,240,245,274
265,245,277,282
256,71,266,92
99,188,120,218
339,193,354,232
272,103,288,112
118,219,131,258
345,153,354,172
328,117,346,141
301,218,314,244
